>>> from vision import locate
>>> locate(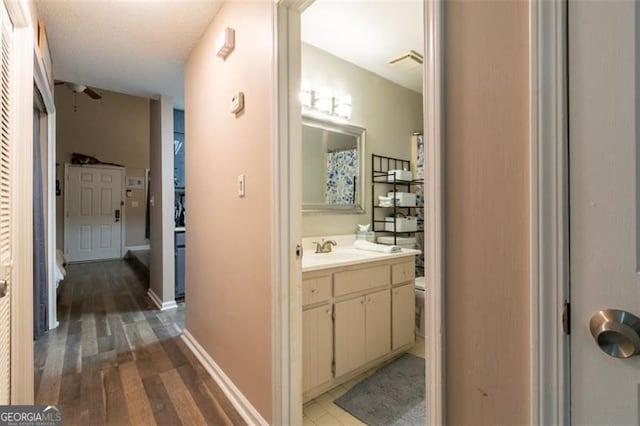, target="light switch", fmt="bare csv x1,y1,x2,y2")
131,201,139,208
238,174,245,197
